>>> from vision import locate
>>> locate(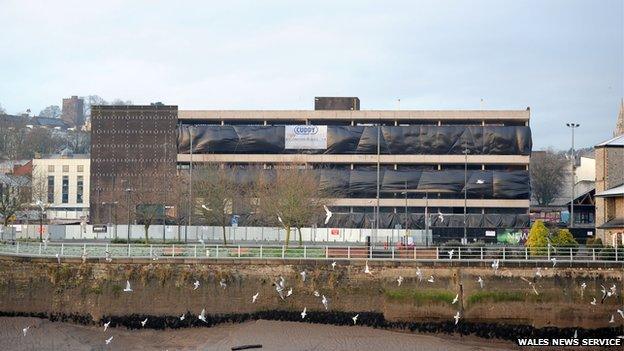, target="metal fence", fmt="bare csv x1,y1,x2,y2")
0,242,622,263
